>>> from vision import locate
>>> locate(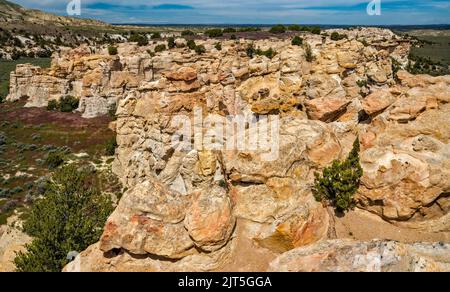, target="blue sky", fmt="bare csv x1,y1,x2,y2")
10,0,450,24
